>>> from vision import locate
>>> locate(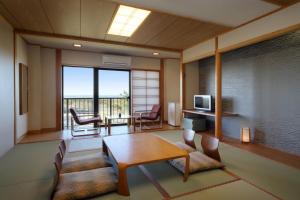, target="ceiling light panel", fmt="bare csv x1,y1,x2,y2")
108,5,151,37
